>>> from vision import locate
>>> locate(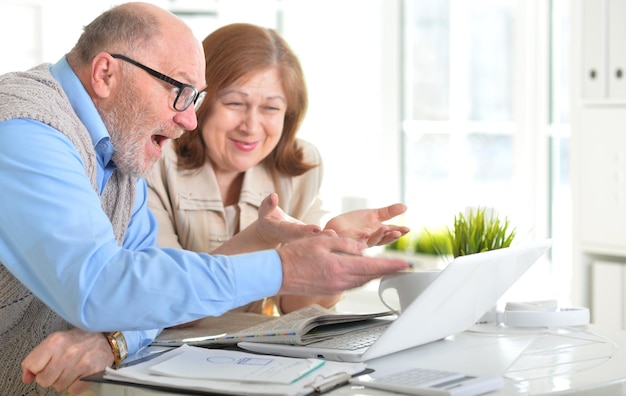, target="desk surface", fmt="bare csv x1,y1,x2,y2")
341,324,626,395
92,324,626,396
